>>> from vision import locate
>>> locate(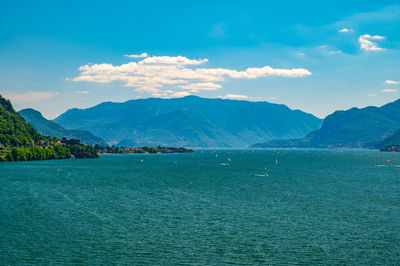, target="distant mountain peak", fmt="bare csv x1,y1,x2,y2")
19,108,106,146
252,97,400,149
54,96,322,148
